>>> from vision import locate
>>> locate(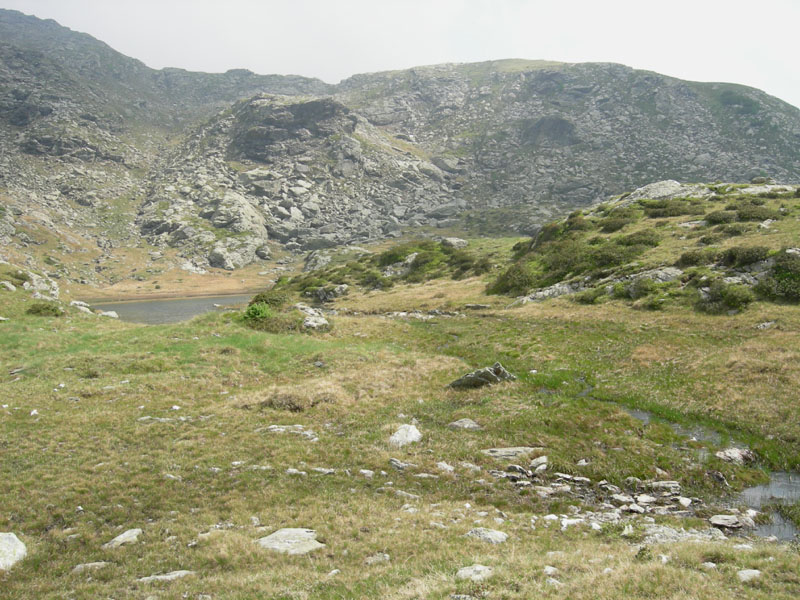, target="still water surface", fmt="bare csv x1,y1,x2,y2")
89,294,251,324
